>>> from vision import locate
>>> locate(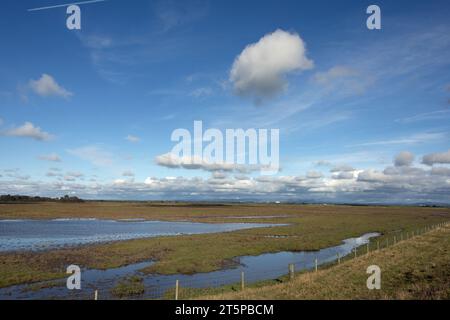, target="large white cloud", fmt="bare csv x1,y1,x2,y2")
29,74,72,99
2,122,54,141
229,29,313,101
